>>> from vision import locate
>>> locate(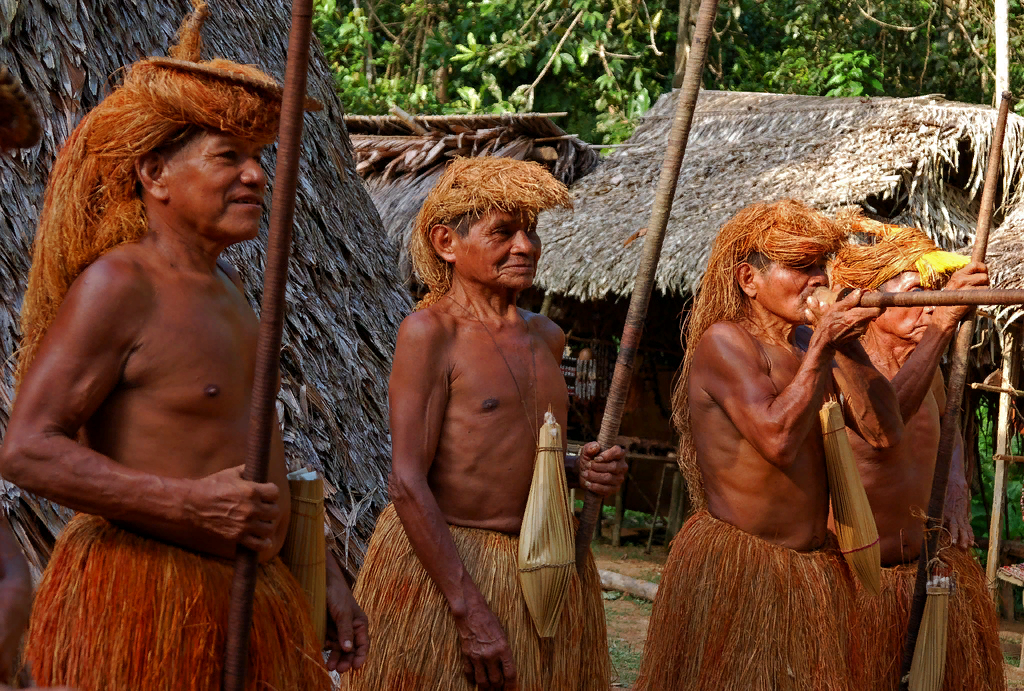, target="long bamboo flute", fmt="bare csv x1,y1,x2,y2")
897,91,1013,690
221,0,314,688
573,0,720,570
819,288,1024,308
